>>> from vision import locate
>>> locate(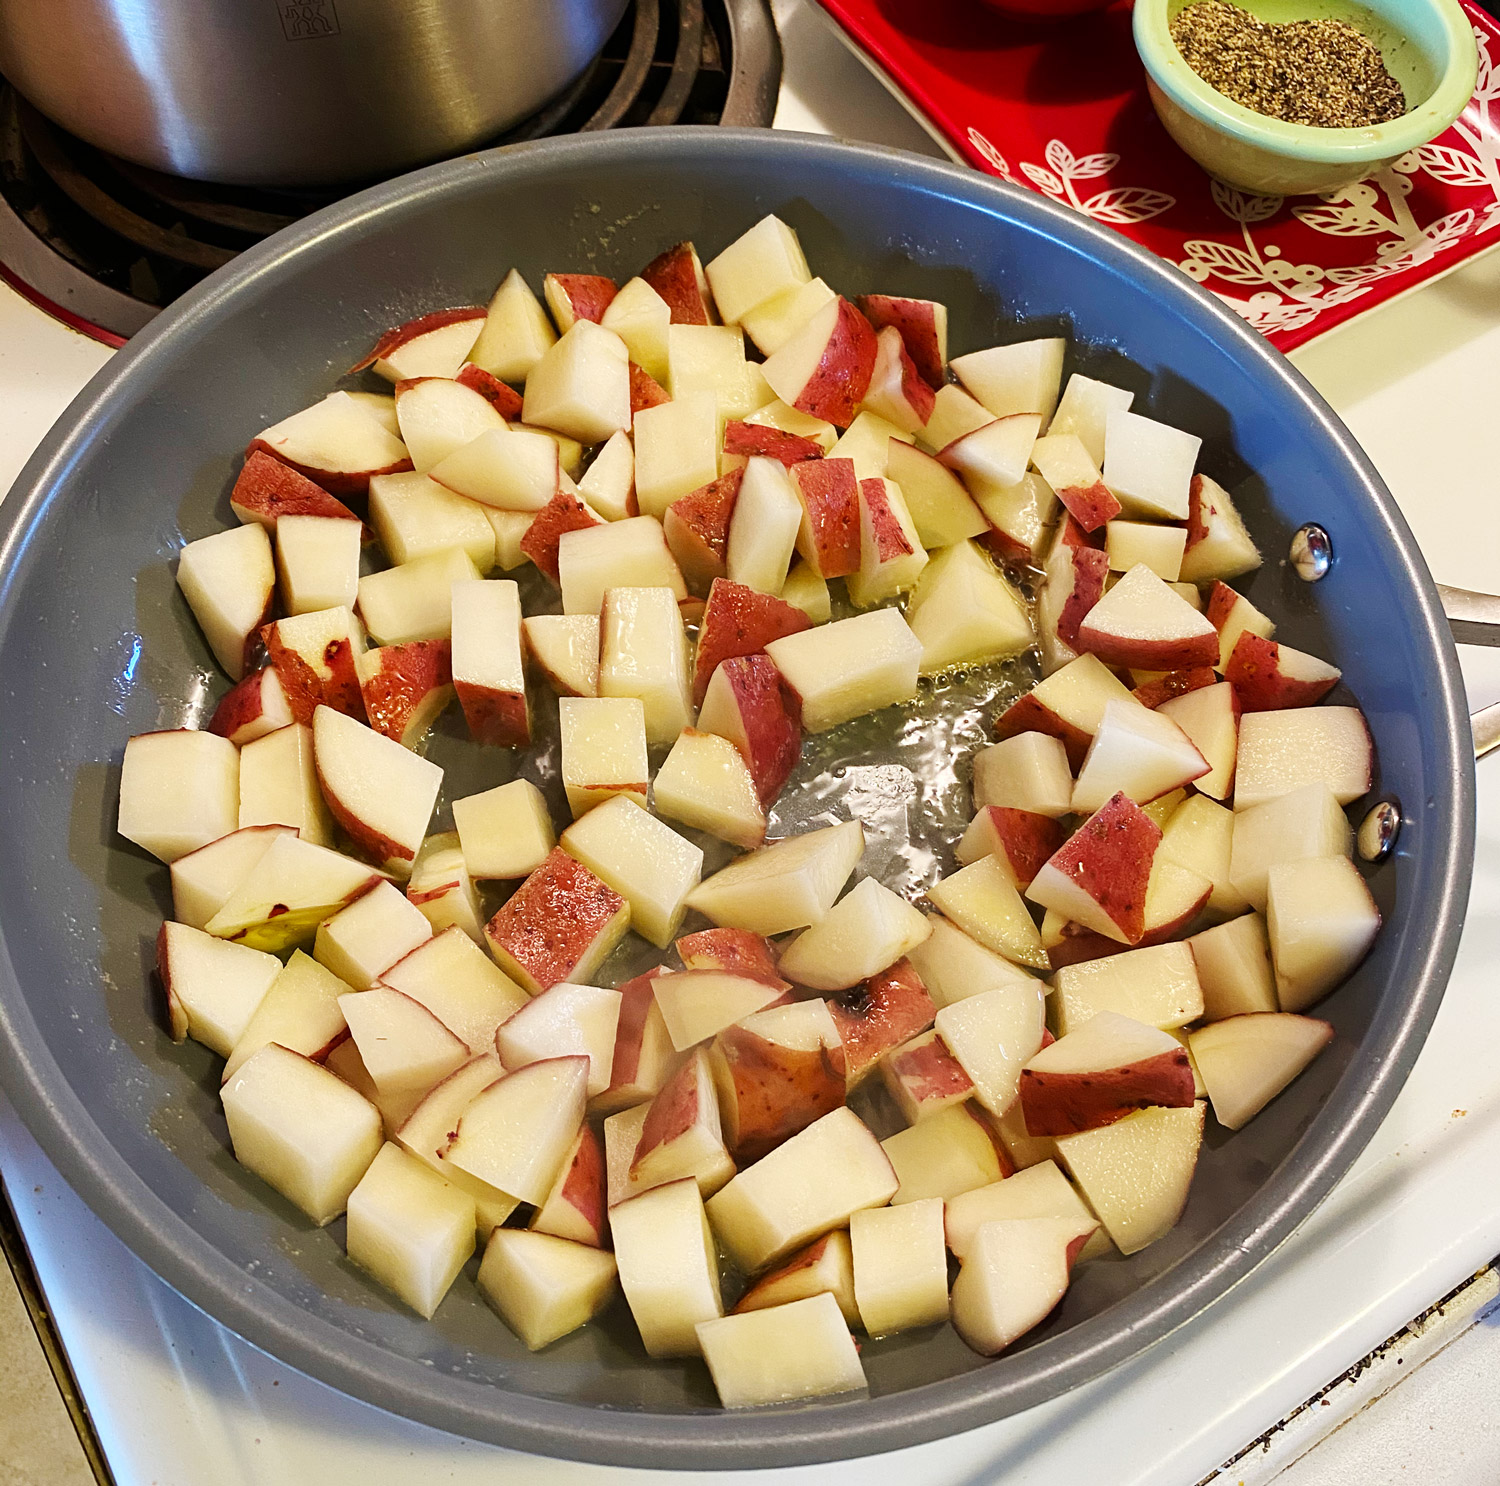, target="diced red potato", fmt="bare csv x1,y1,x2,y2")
1019,1011,1196,1136
957,806,1067,888
1077,564,1221,671
855,294,948,388
722,419,824,470
1027,792,1163,945
1225,632,1342,712
1206,580,1275,670
230,449,365,531
1133,667,1217,709
629,361,671,414
544,273,618,332
1101,409,1200,522
356,639,454,748
698,654,802,808
663,469,741,592
484,848,631,994
691,576,811,707
790,456,861,579
250,391,413,494
974,472,1061,571
939,413,1041,491
350,306,487,382
519,491,606,585
1180,473,1262,584
709,999,846,1163
640,241,716,325
950,338,1065,422
880,1028,975,1124
761,296,878,429
453,363,524,418
1030,432,1119,532
1234,706,1374,810
209,665,295,746
861,324,938,433
993,652,1142,771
